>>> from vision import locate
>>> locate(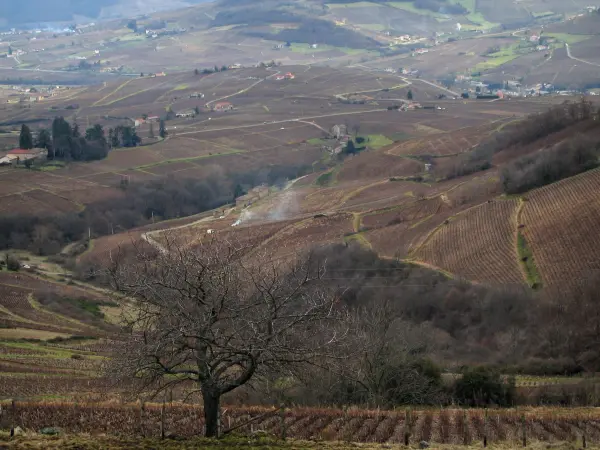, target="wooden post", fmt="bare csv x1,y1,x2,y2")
9,400,15,438
463,410,468,446
521,414,527,447
483,408,488,448
404,408,411,446
279,405,286,441
160,398,166,440
138,400,145,437
344,406,350,443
